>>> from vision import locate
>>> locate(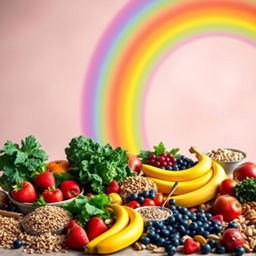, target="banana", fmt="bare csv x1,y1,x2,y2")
169,161,227,207
95,206,144,254
85,204,129,254
142,147,212,181
148,168,213,195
